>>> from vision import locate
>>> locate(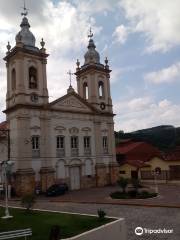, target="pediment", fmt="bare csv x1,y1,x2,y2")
50,93,95,113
